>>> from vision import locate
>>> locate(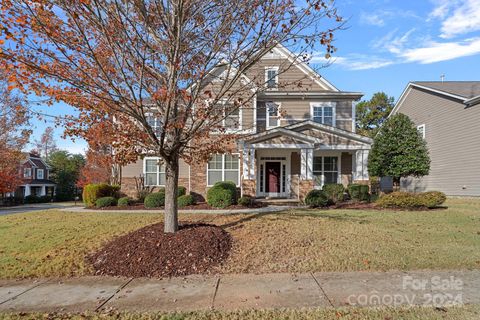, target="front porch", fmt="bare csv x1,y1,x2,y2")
240,121,372,200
